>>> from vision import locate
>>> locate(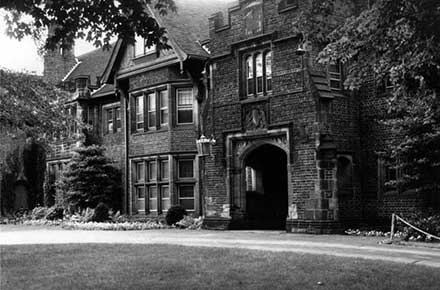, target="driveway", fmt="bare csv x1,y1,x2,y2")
1,226,440,268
